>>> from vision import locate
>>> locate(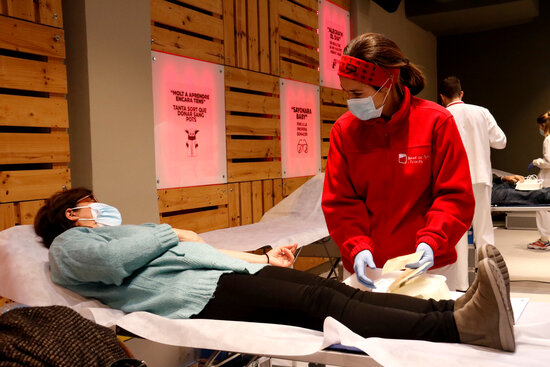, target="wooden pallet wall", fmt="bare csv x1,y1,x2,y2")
152,0,350,233
278,0,319,85
0,0,70,231
320,86,348,171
